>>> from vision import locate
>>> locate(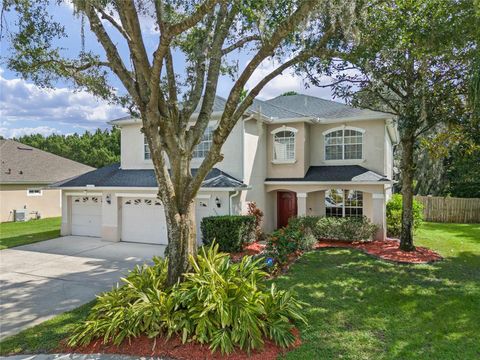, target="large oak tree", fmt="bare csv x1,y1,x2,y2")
2,0,357,283
304,0,479,250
